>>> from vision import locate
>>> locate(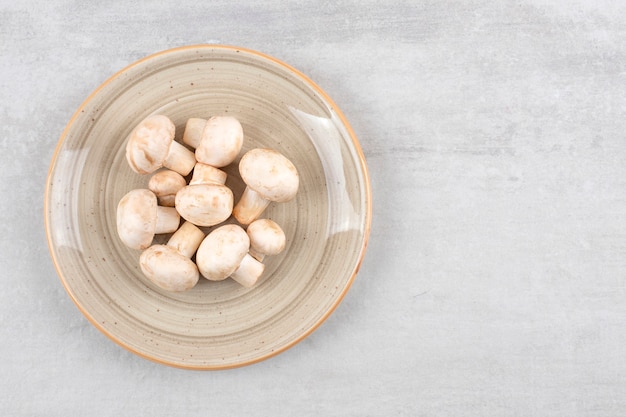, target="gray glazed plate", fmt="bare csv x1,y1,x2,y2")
45,45,371,369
